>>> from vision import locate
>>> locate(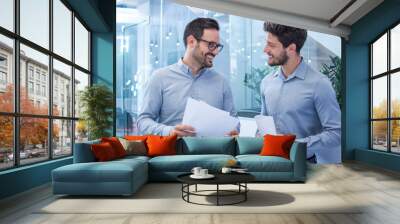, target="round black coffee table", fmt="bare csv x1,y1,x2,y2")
177,173,255,206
